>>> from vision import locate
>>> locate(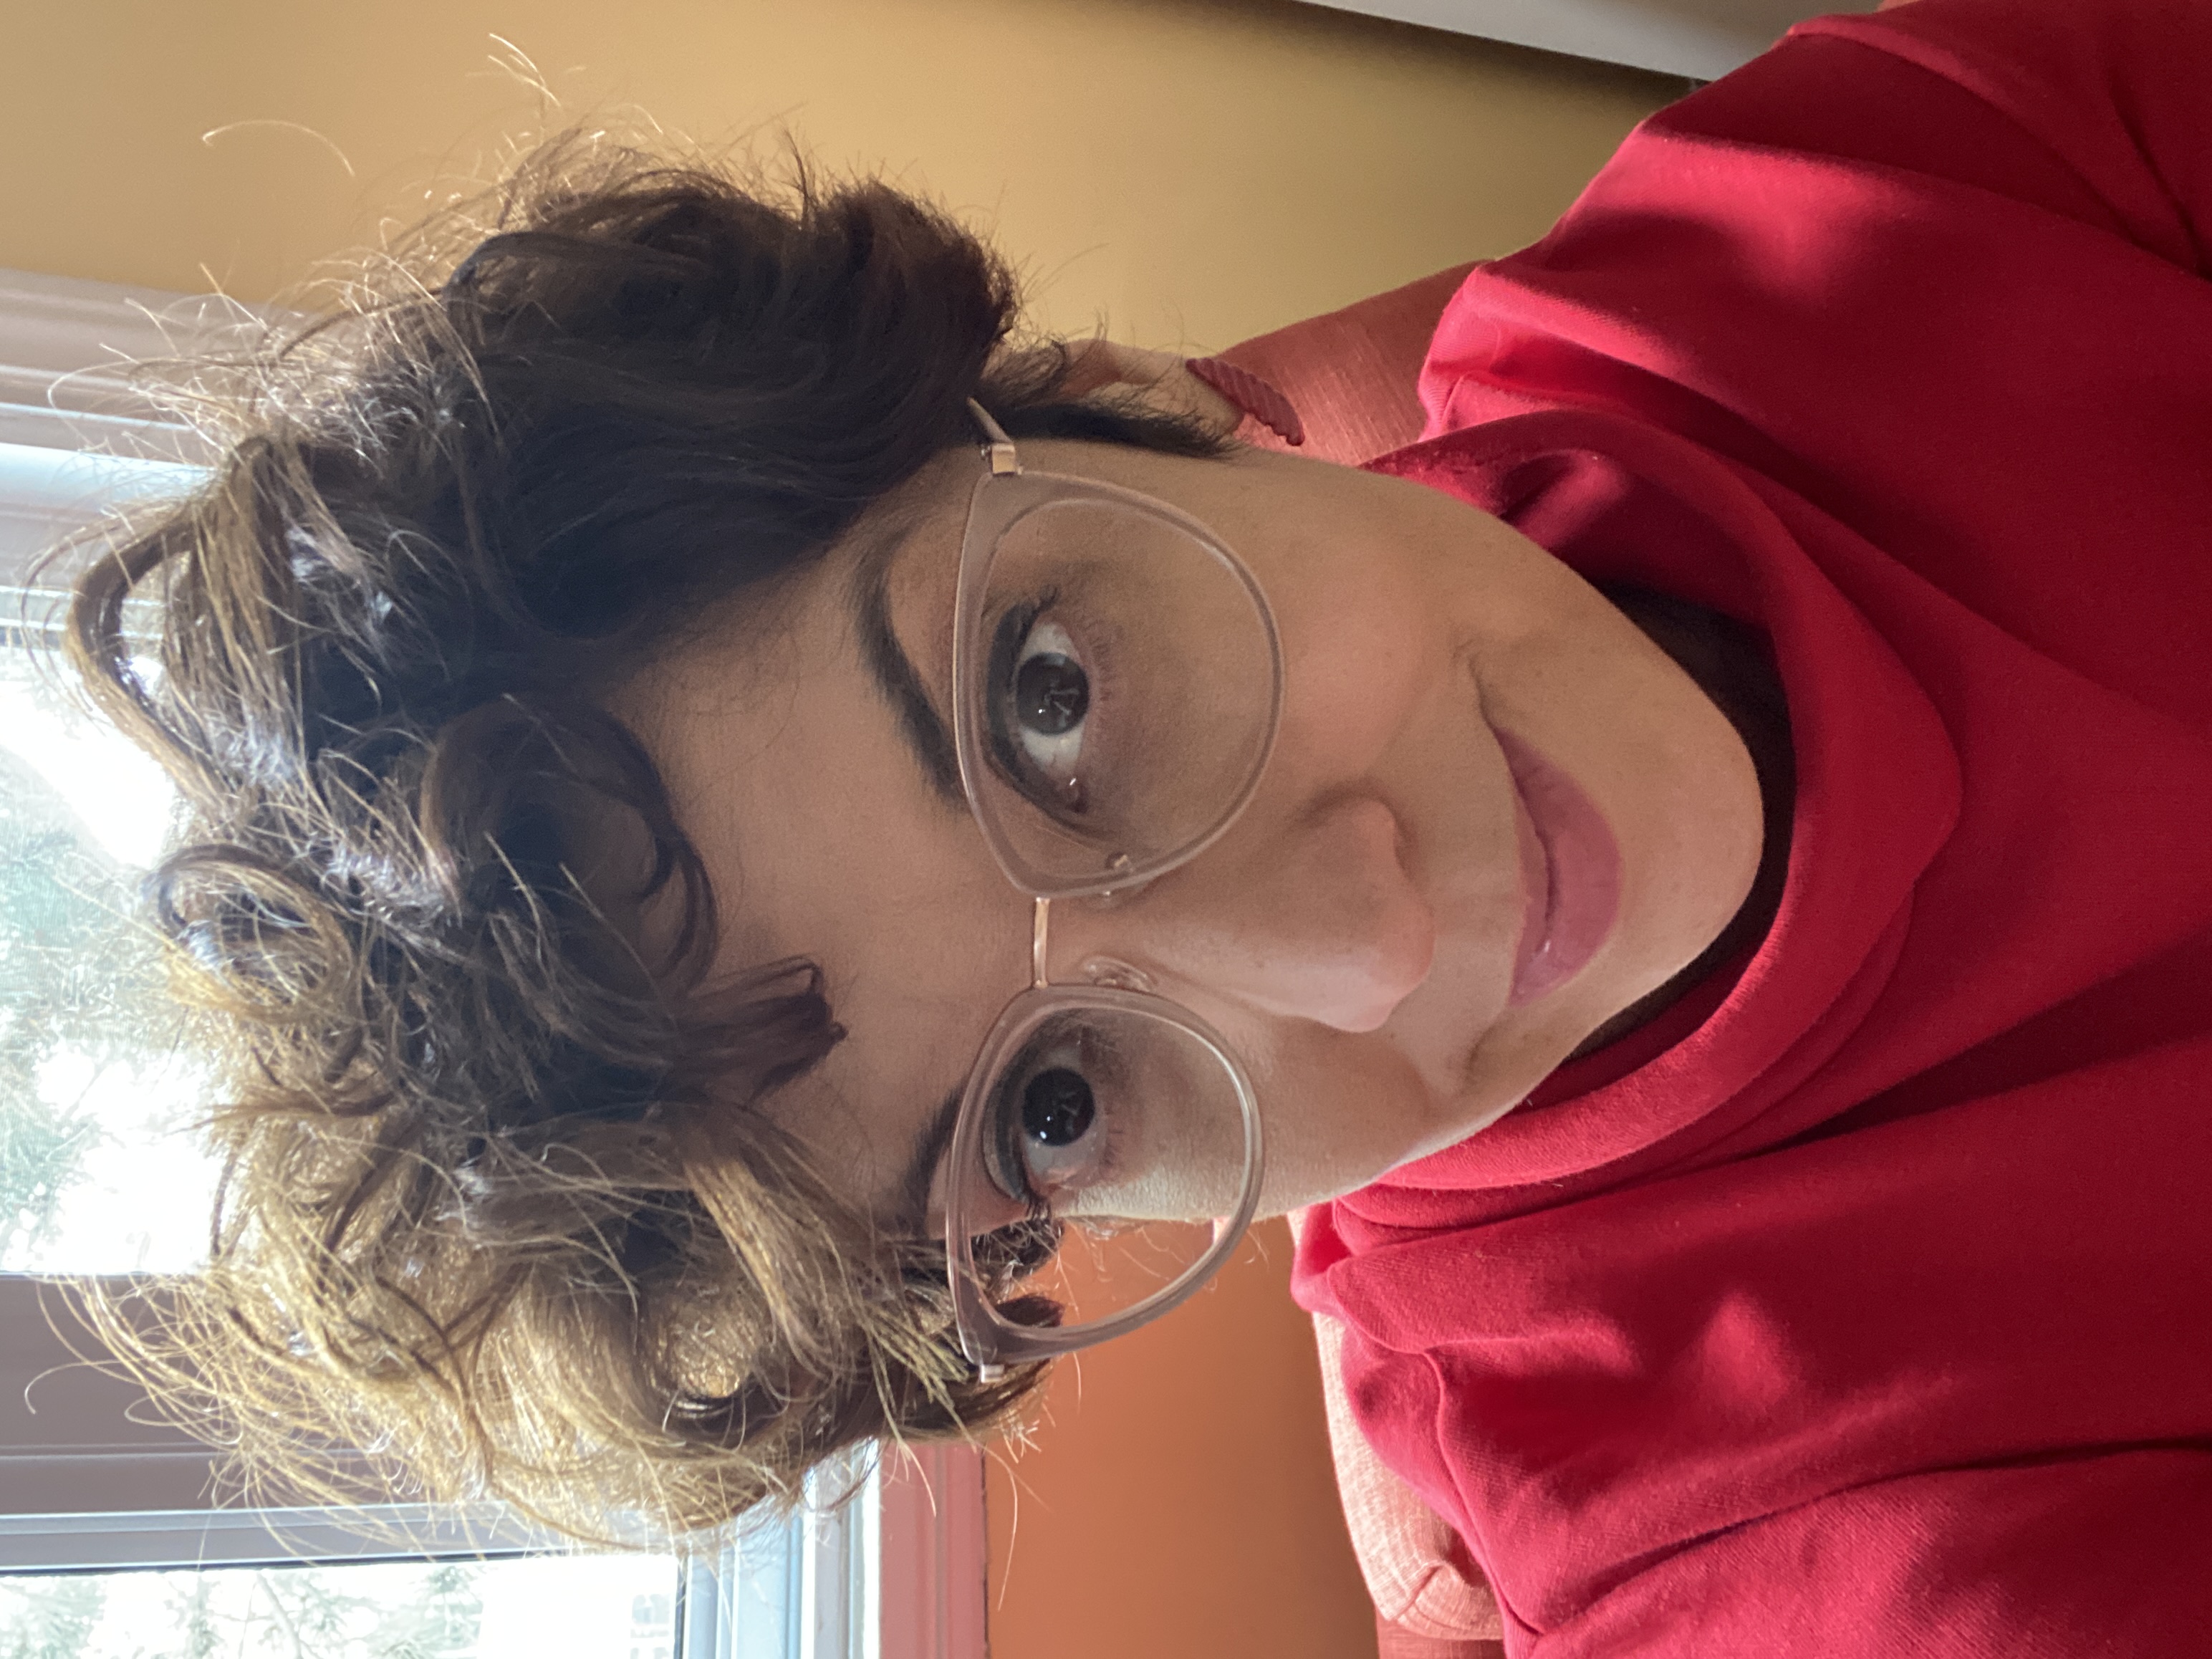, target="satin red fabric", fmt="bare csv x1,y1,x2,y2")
1291,1,2212,1652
